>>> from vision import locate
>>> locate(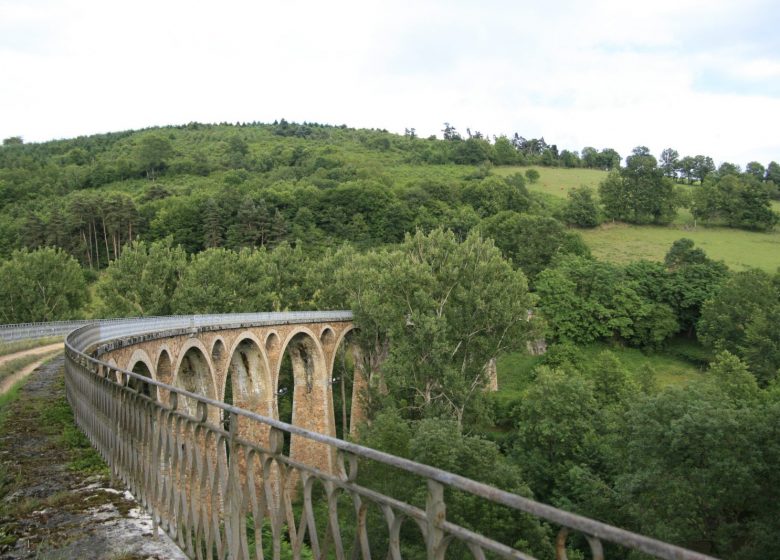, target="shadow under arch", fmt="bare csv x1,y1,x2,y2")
128,357,157,401
223,335,274,433
154,348,173,405
277,328,335,474
328,325,364,439
173,343,217,421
